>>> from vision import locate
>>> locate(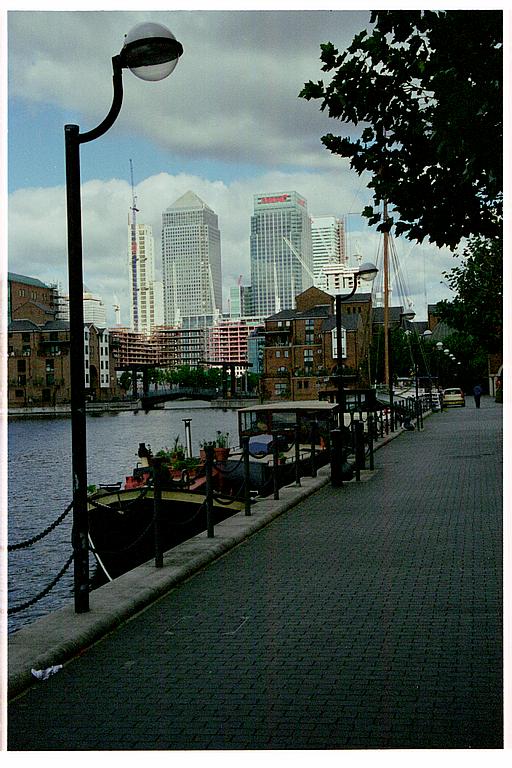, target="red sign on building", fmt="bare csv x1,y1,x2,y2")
258,194,290,205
